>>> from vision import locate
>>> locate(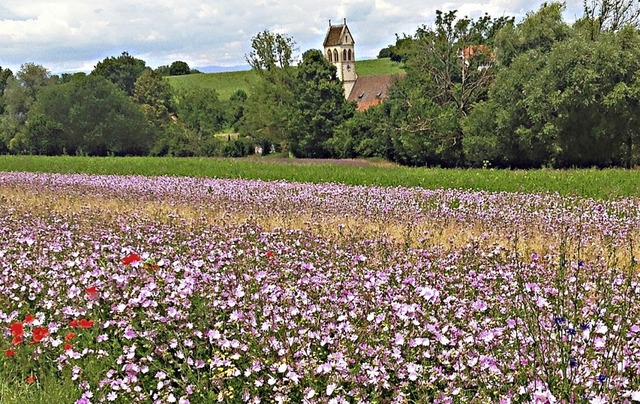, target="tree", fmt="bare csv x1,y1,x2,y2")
464,4,571,168
1,63,55,152
288,49,355,158
245,31,296,71
169,61,191,76
240,67,296,150
241,31,298,150
0,66,13,114
92,51,147,96
327,106,390,159
26,75,154,156
133,69,174,126
378,10,511,166
583,0,640,34
225,89,247,132
464,3,640,168
377,36,415,62
493,2,570,66
175,88,226,136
